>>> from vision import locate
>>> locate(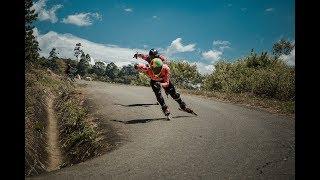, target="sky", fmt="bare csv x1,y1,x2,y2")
32,0,295,74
